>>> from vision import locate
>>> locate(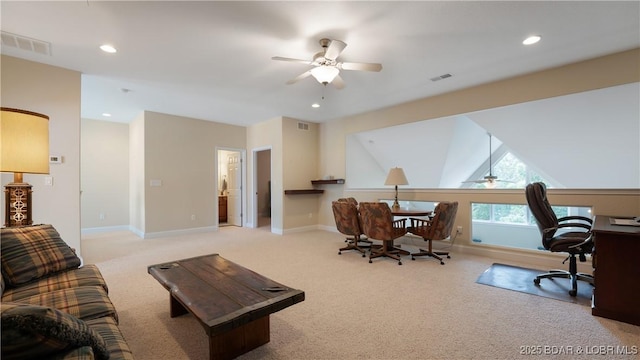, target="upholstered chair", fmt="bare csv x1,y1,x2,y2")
358,202,408,265
408,201,458,265
332,201,367,257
